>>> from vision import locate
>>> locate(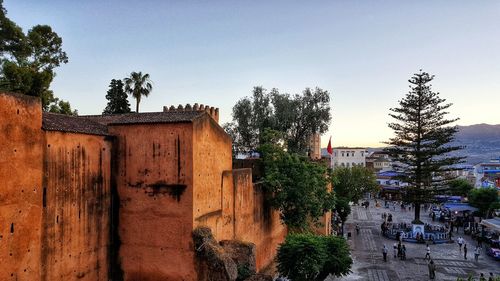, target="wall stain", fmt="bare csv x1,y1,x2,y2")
145,181,186,201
